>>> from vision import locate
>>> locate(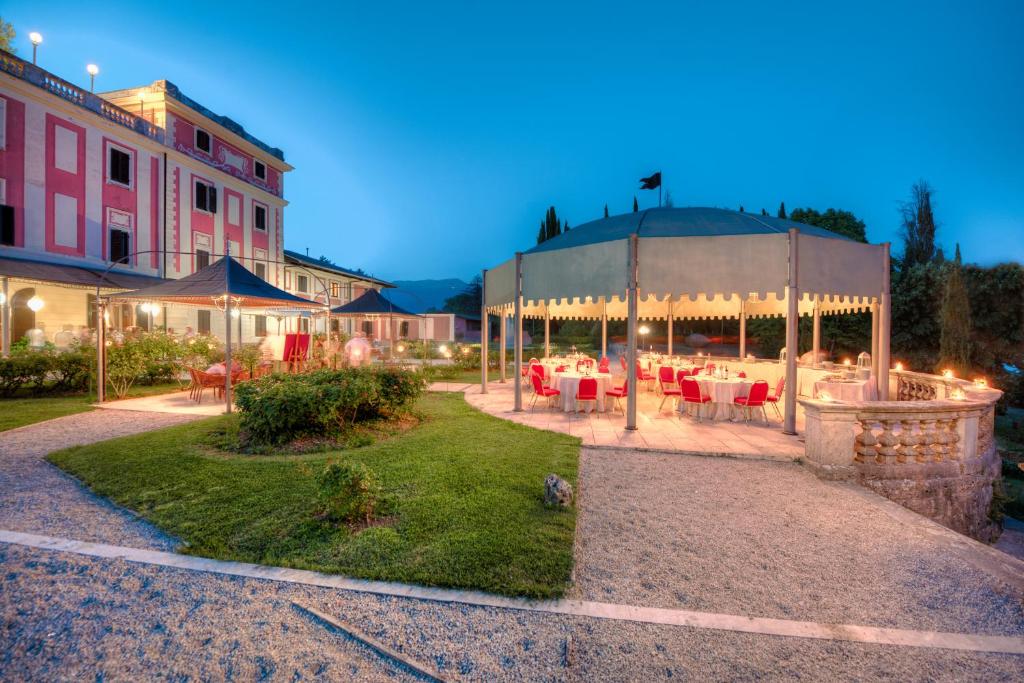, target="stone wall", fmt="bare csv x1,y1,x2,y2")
801,381,1004,543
